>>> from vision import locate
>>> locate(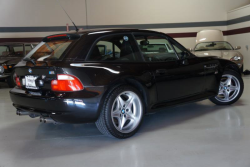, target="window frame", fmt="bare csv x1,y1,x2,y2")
85,33,144,63
132,32,180,63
